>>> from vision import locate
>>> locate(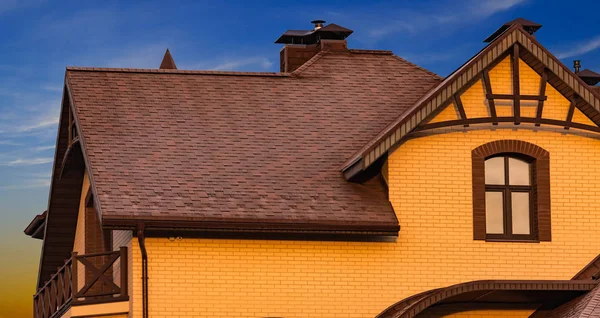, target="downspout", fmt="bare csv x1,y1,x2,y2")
137,224,149,318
